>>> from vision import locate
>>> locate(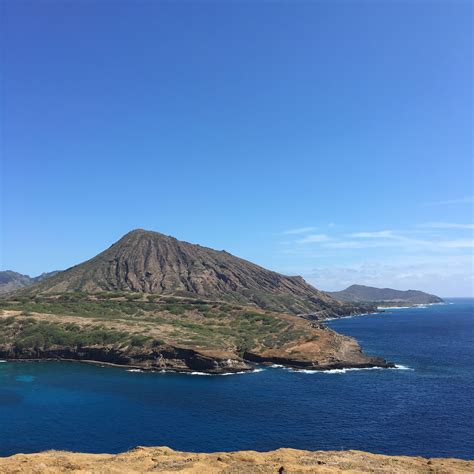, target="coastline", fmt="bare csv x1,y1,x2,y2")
0,355,395,375
376,302,446,310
